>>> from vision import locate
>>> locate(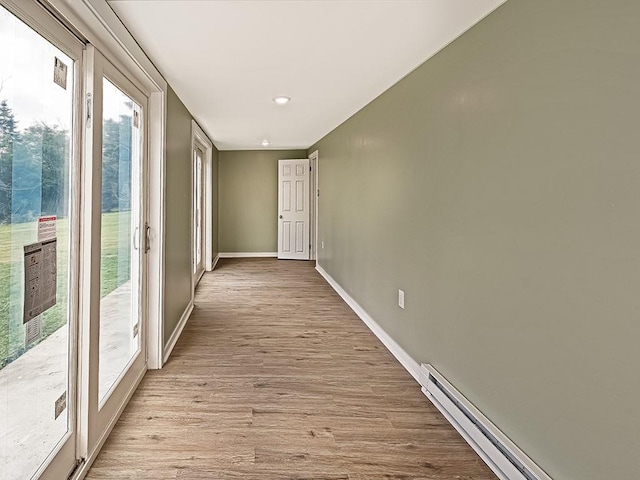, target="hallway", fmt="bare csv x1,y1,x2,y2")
86,258,496,479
